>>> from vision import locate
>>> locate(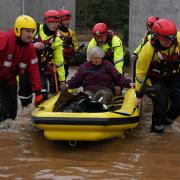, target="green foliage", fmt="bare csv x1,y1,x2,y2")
76,0,129,33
